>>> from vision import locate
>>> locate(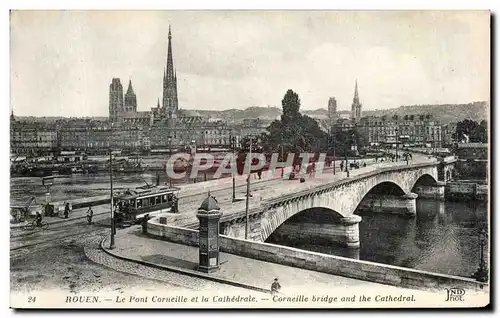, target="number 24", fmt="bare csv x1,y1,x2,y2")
28,296,36,303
